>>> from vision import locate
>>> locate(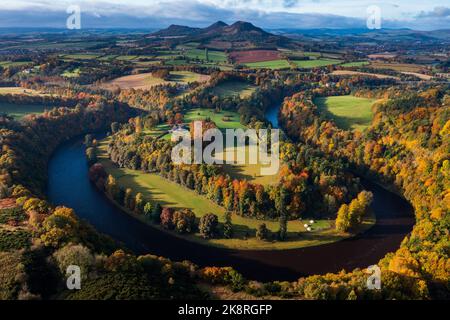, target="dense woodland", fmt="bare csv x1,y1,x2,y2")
279,85,449,298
